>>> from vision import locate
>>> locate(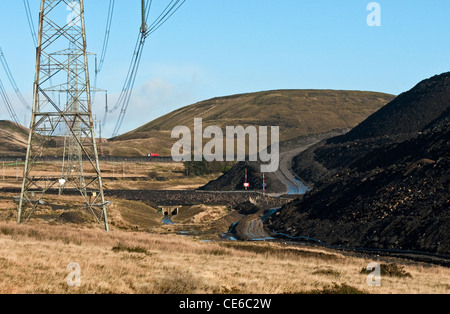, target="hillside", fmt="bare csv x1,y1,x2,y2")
105,90,394,157
267,72,450,255
339,73,450,141
0,120,29,156
0,90,394,158
293,72,450,187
